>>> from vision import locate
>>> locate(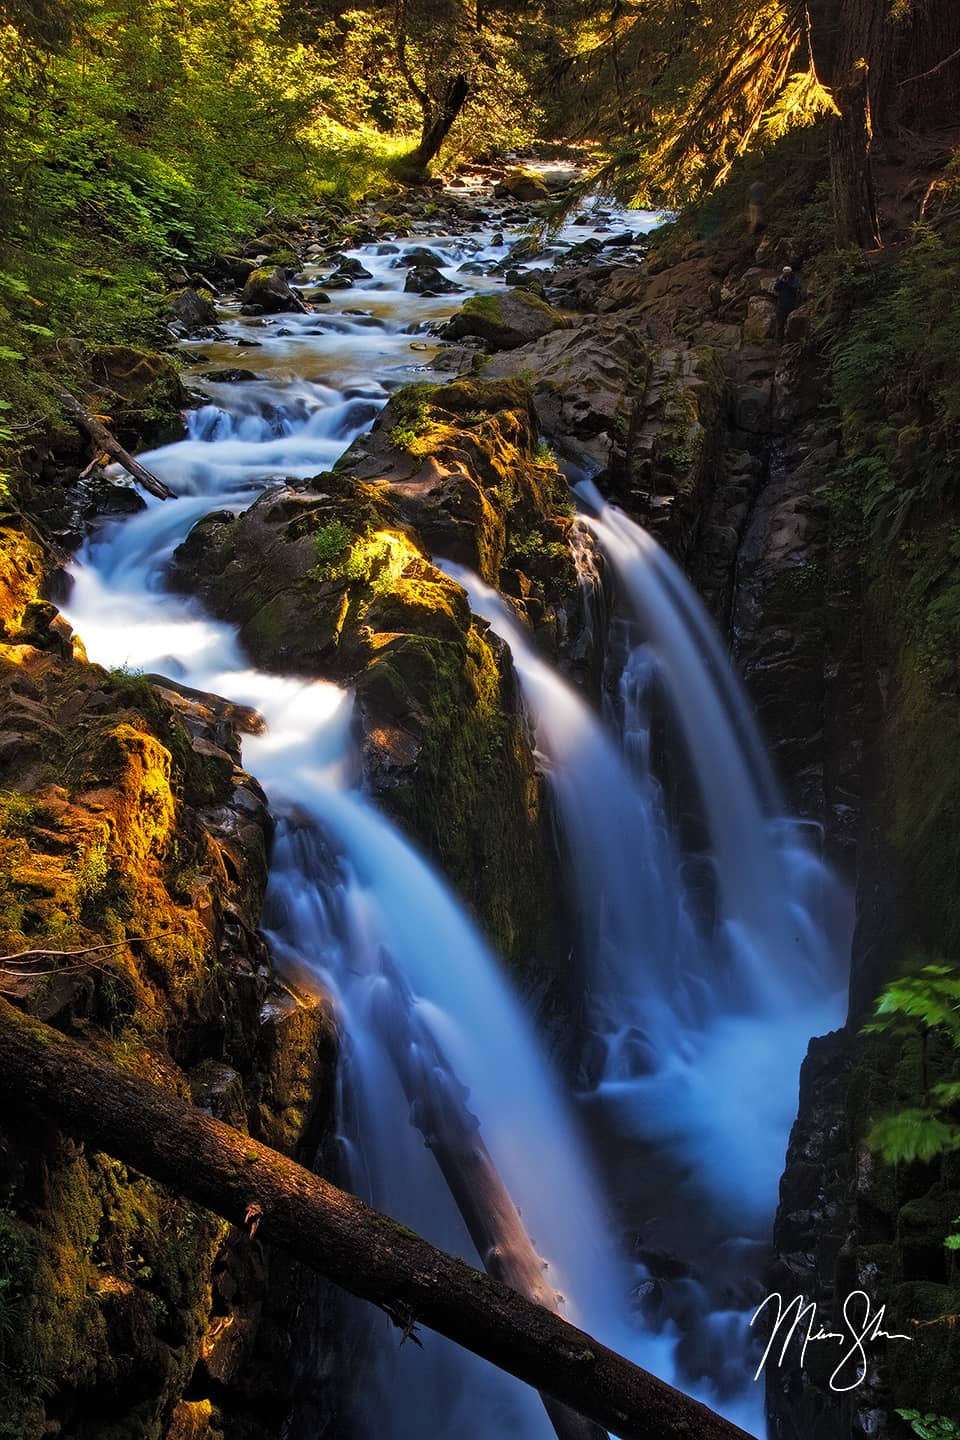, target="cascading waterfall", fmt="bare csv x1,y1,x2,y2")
55,190,845,1439
441,495,852,1429
61,205,679,1440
